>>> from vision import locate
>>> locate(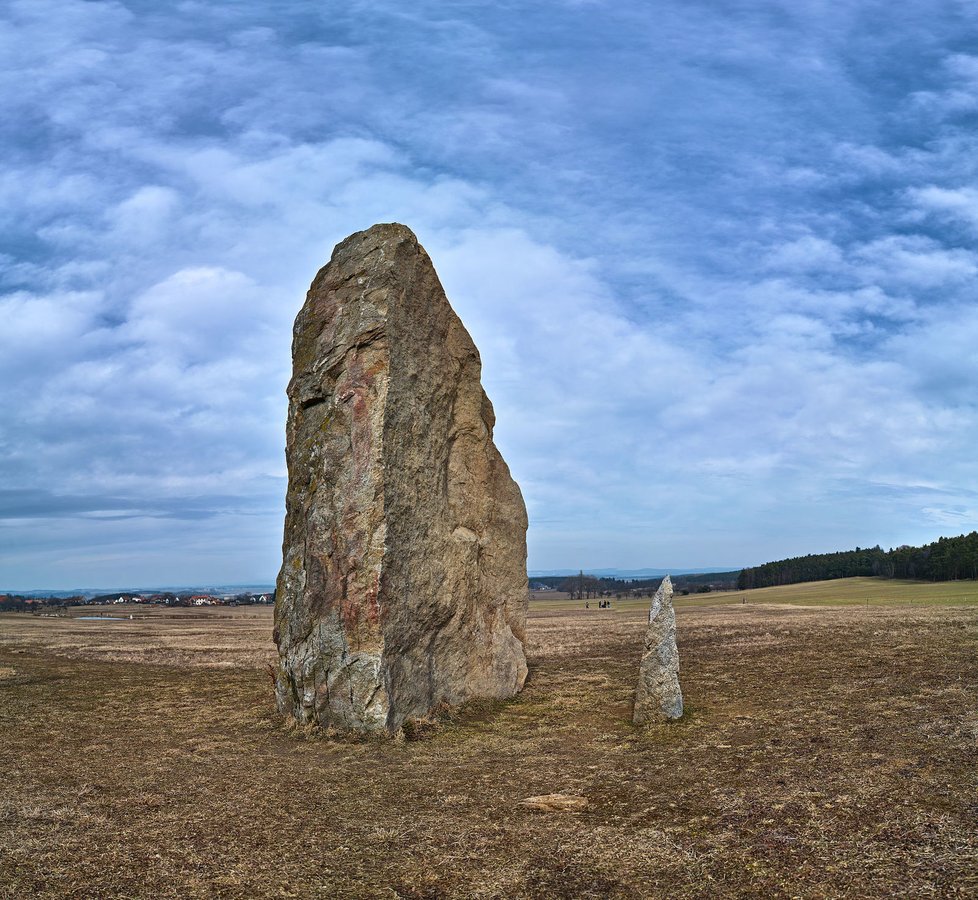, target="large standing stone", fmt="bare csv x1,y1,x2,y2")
633,575,684,723
274,223,529,734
